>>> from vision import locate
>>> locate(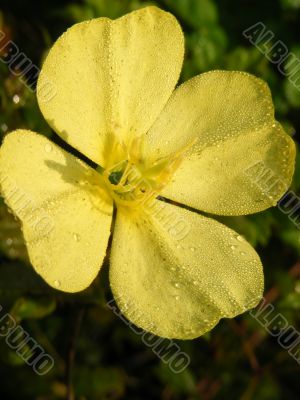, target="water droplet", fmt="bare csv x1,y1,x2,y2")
73,233,81,242
295,283,300,294
236,235,243,242
170,266,176,272
240,251,245,256
44,144,53,153
6,238,13,246
13,94,20,104
8,248,18,258
174,295,180,301
190,247,195,252
174,282,180,288
193,280,198,285
1,123,8,132
184,328,195,335
54,280,61,288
